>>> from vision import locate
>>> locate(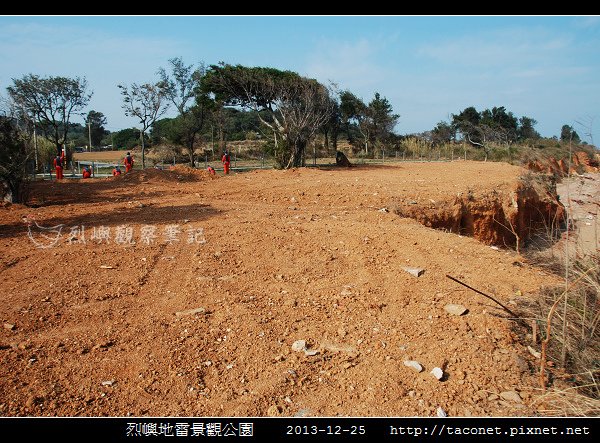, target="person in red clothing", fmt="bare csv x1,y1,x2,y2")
113,165,122,176
207,166,216,176
221,150,230,175
123,152,134,173
82,165,92,179
53,154,64,180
